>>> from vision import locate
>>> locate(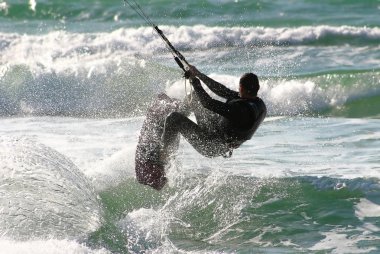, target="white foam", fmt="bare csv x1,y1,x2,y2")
167,73,355,116
166,73,238,100
29,0,36,12
0,239,109,254
309,229,378,253
156,25,380,48
1,25,379,74
0,1,8,14
0,137,103,240
89,146,137,191
355,198,380,221
118,208,171,253
0,24,378,117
